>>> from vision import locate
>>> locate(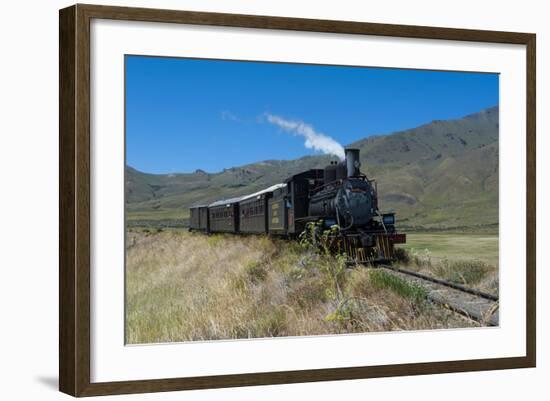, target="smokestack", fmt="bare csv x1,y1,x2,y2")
345,148,361,177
